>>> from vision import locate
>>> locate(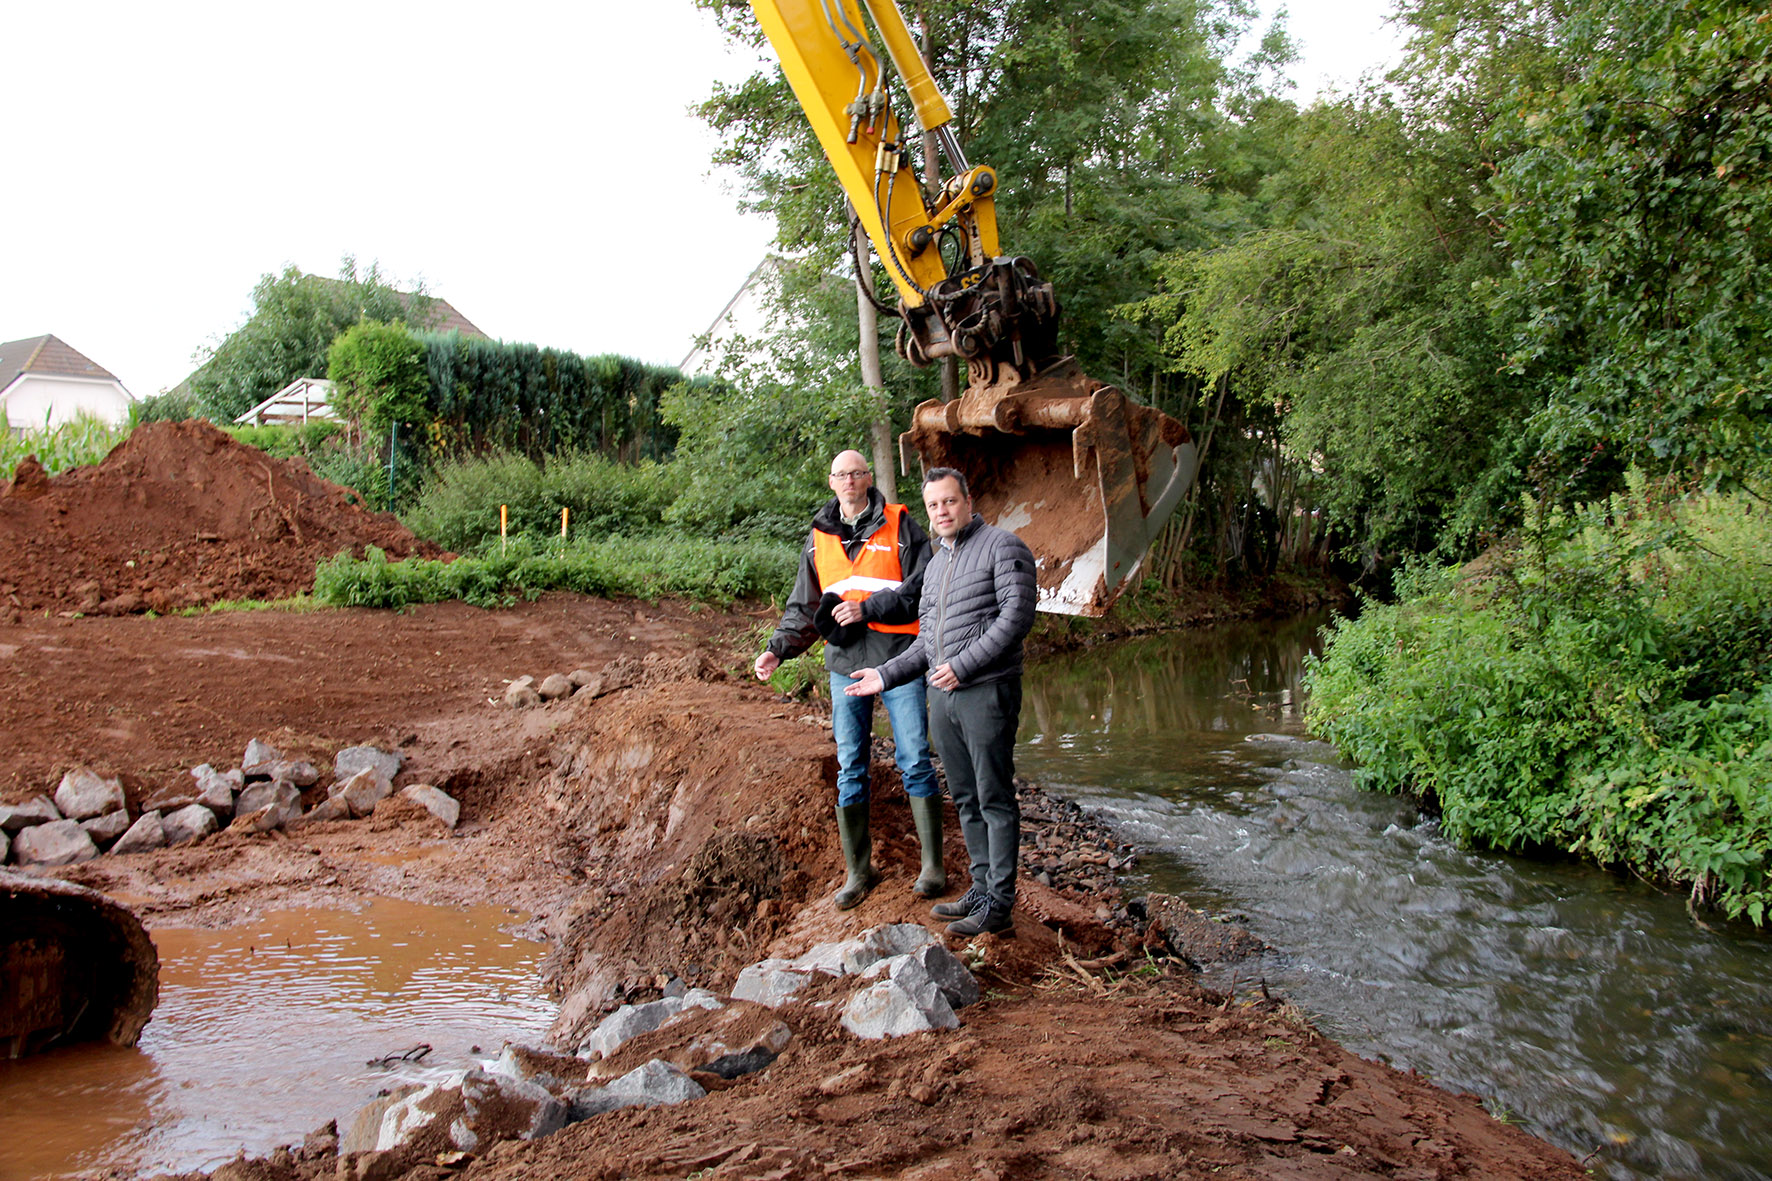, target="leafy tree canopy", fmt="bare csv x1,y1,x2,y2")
187,257,437,423
1486,0,1772,487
